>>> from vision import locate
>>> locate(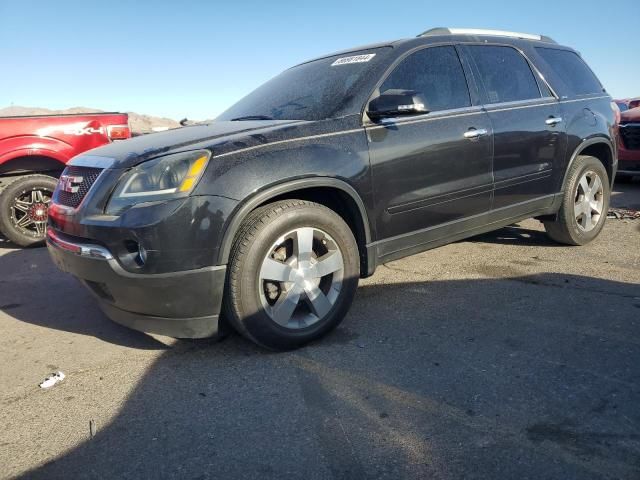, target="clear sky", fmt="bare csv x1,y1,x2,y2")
1,0,638,120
